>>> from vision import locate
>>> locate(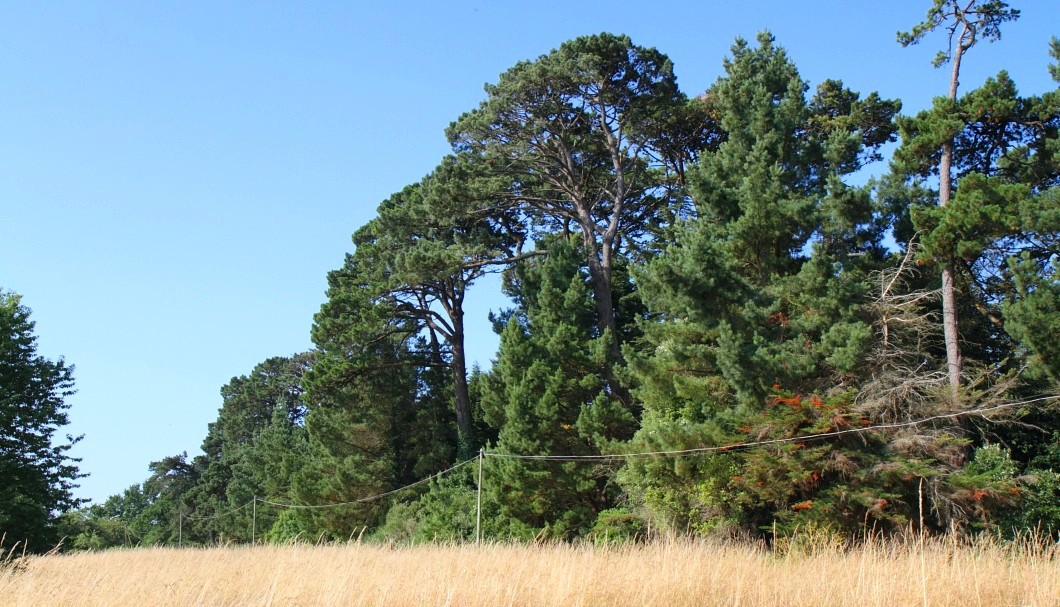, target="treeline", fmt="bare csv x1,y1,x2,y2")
63,10,1059,549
